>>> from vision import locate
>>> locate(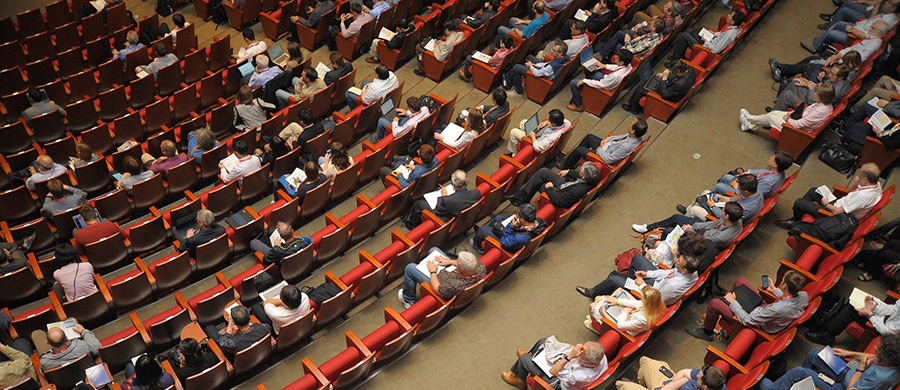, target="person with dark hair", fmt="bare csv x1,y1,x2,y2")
277,67,327,107
324,52,354,86
498,1,549,38
623,61,696,115
204,306,271,362
52,243,99,301
614,358,726,390
560,117,646,169
462,0,500,29
280,42,305,74
759,334,900,390
42,179,87,218
178,210,227,257
681,173,761,224
740,85,834,134
142,140,189,177
503,41,568,96
254,135,289,168
347,64,398,109
169,13,190,46
165,339,218,382
37,322,101,370
116,155,154,191
507,162,603,208
711,151,793,199
470,203,549,254
188,127,220,164
22,87,66,125
775,162,882,229
290,0,336,42
321,142,354,180
281,161,328,201
234,85,277,132
839,90,900,155
567,49,634,112
367,17,413,63
581,0,618,34
538,21,589,59
507,109,572,156
73,204,124,253
280,109,326,152
250,285,311,334
805,287,900,345
235,28,267,63
136,42,177,80
460,35,514,82
667,10,744,66
374,96,431,141
414,19,465,76
125,355,176,390
381,144,440,188
250,221,312,265
327,2,373,50
483,88,511,126
771,65,850,113
685,270,808,341
219,140,262,184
